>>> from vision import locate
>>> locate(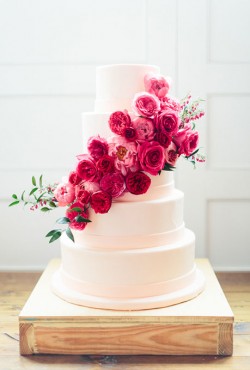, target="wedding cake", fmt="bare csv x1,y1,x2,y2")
51,64,205,310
